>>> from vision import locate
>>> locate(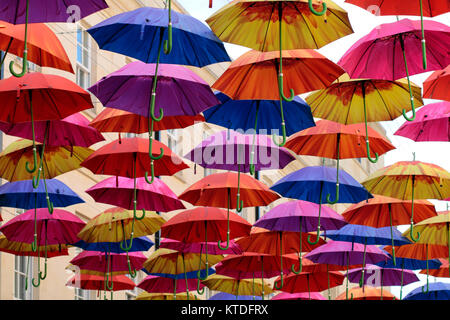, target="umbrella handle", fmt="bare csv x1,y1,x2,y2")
292,217,303,274
196,278,205,295
218,190,231,250
31,121,50,189
26,147,38,174
419,0,427,70
291,256,302,274
197,262,209,281
218,232,230,250
274,233,284,290
362,84,379,163
32,247,41,288
39,237,48,280
326,183,339,204
9,0,29,77
236,166,244,213
409,180,420,242
25,95,38,174
42,173,54,214
272,122,287,147
278,73,294,102
126,251,137,278
327,138,340,204
365,139,379,164
164,0,172,55
400,36,417,122
307,196,322,245
308,0,327,16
